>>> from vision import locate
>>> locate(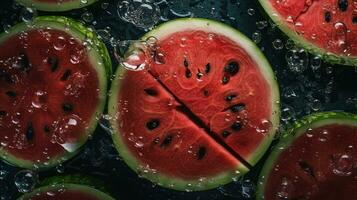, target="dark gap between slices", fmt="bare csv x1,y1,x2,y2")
147,70,253,169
